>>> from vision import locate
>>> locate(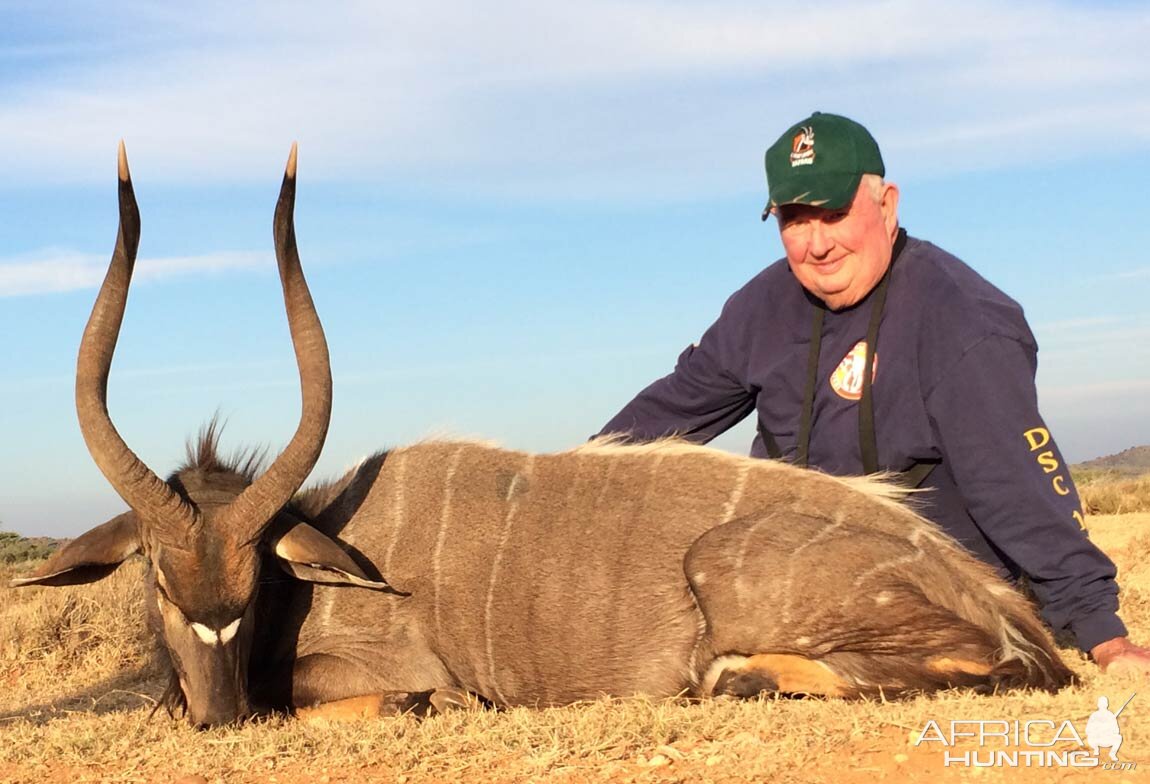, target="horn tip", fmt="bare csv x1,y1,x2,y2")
117,140,130,182
286,142,298,179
